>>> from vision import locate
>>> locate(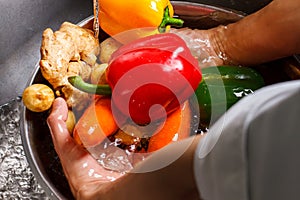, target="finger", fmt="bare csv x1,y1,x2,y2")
47,98,124,197
47,97,87,161
47,99,100,179
47,97,70,153
47,100,118,173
